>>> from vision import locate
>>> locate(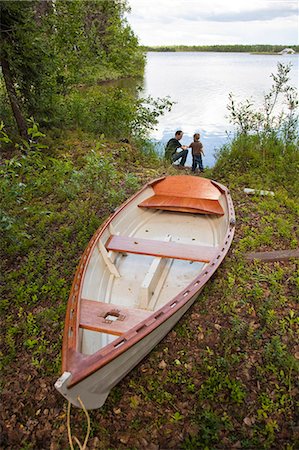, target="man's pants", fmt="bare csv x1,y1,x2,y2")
171,149,188,166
